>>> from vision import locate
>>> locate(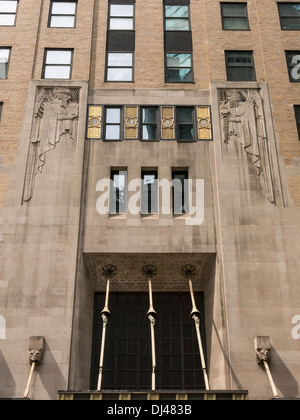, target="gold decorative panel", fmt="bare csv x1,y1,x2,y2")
161,106,175,140
125,106,138,139
87,106,102,139
196,107,211,140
